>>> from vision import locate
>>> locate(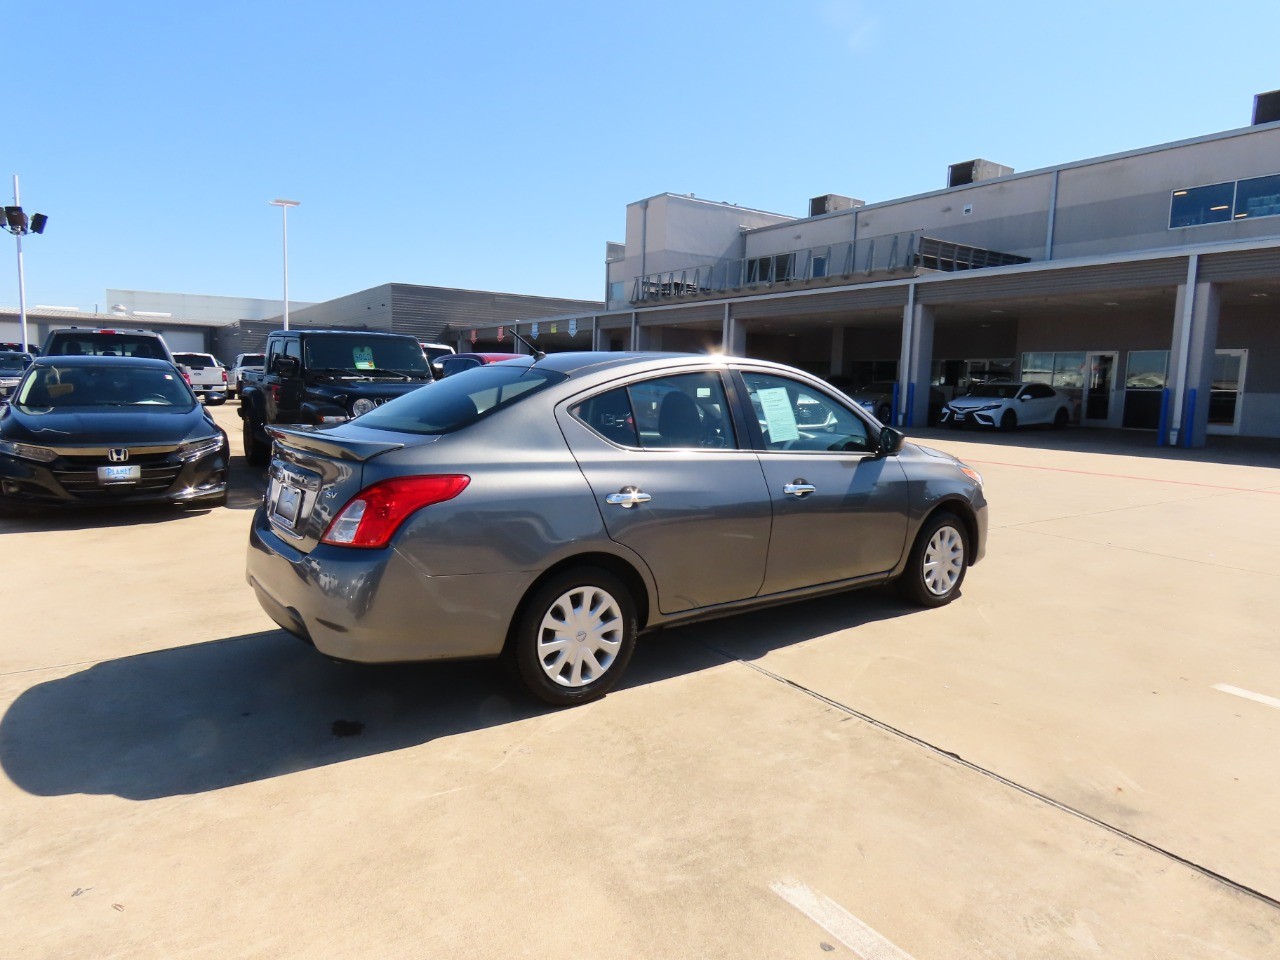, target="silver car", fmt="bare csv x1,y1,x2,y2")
247,353,988,706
